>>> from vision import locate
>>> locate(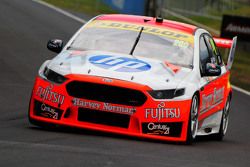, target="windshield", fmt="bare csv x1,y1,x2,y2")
69,20,194,68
